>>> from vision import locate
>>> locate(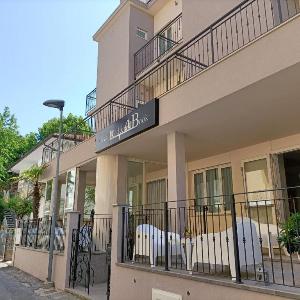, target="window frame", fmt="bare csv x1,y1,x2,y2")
136,27,148,40
192,164,233,214
64,168,77,213
43,179,53,217
241,156,273,207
